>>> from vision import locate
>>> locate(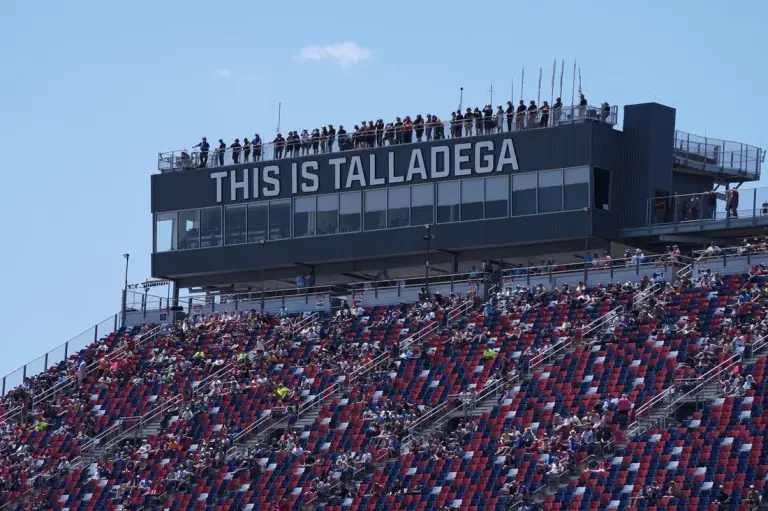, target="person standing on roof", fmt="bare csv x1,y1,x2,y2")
193,137,210,168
